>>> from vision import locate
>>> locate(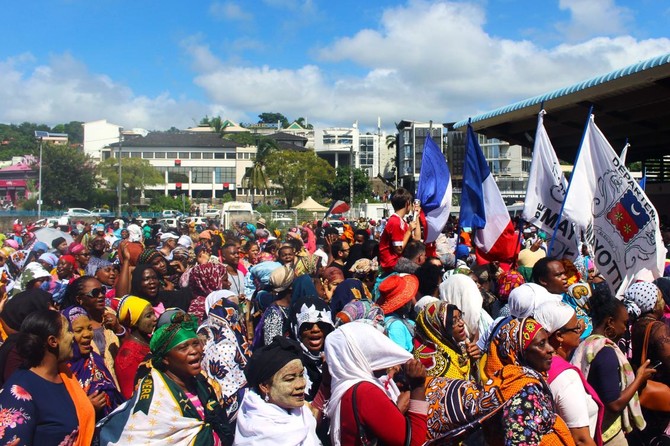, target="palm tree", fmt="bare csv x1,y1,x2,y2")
245,137,278,205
